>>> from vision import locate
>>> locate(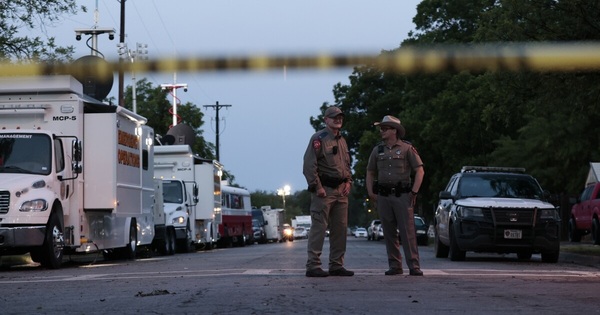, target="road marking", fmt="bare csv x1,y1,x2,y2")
0,268,598,284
